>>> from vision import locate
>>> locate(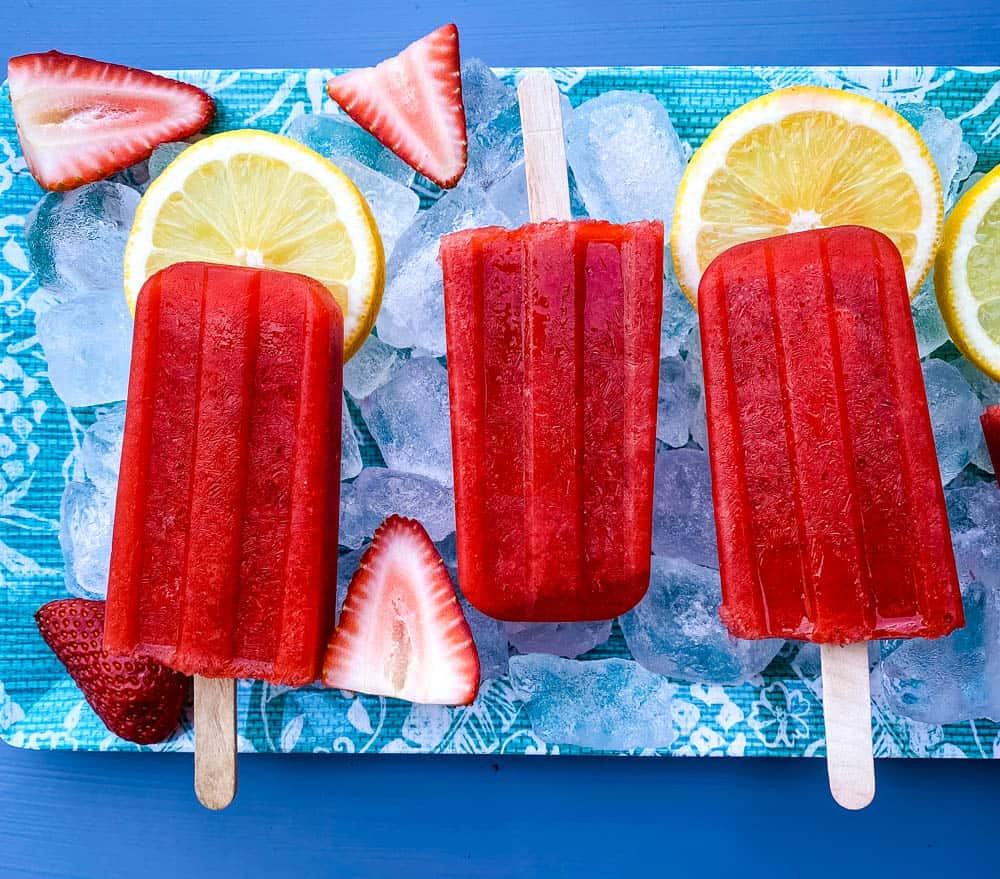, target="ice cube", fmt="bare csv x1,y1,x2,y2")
360,356,453,486
462,599,510,682
652,447,717,568
877,577,1000,723
484,160,530,227
910,276,950,357
338,468,455,549
460,60,524,191
876,482,1000,722
684,330,709,451
922,358,981,485
35,289,134,408
147,142,190,181
335,156,419,260
341,398,363,480
485,156,589,228
335,546,366,623
899,104,977,209
564,90,686,225
377,187,507,355
946,480,1000,544
343,334,409,401
508,655,676,750
657,355,699,448
505,620,613,658
661,268,697,357
25,182,140,295
620,556,781,684
81,403,126,496
955,357,1000,474
285,113,414,183
112,160,151,192
59,481,114,599
434,534,509,681
435,531,458,569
